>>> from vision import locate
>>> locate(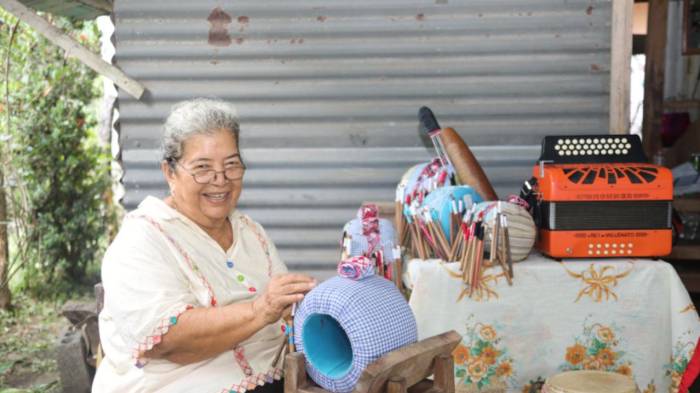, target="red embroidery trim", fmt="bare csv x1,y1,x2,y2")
239,216,273,278
133,214,219,307
233,346,254,376
131,212,279,376
133,304,193,367
220,367,283,393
